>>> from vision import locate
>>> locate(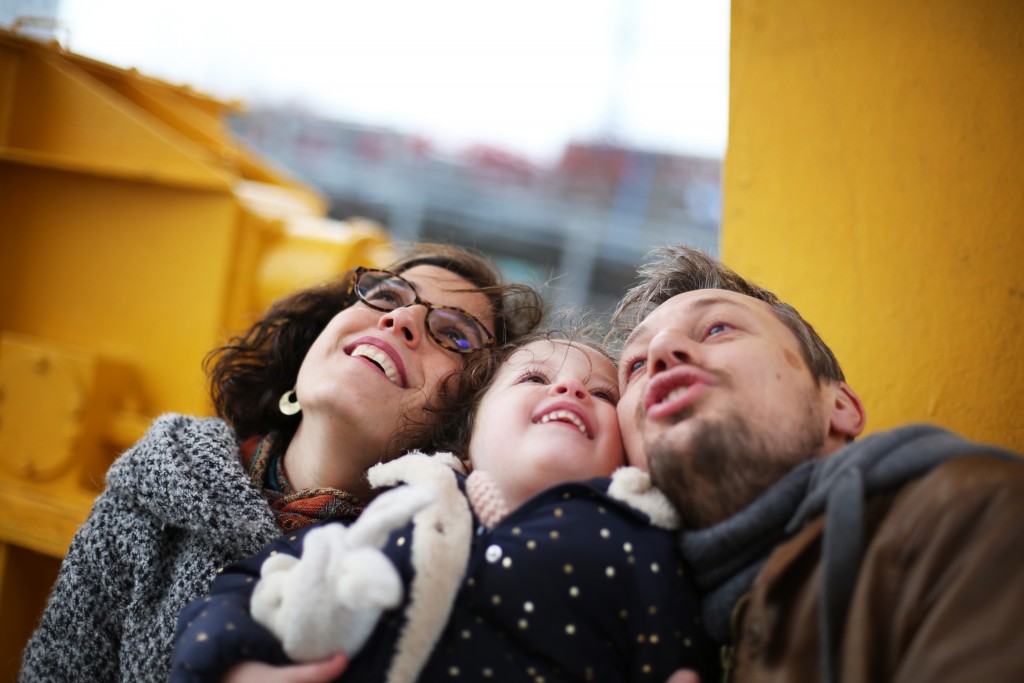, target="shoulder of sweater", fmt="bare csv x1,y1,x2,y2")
102,413,275,533
105,413,236,486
